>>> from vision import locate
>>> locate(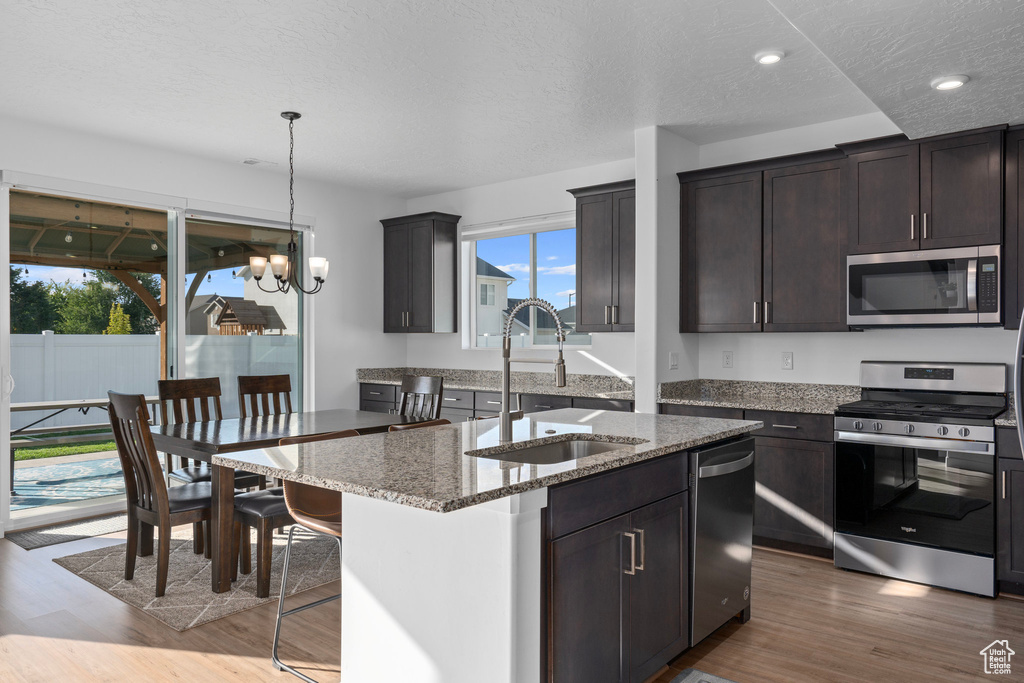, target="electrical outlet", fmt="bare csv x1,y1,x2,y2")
723,351,734,368
782,351,794,370
668,351,679,370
